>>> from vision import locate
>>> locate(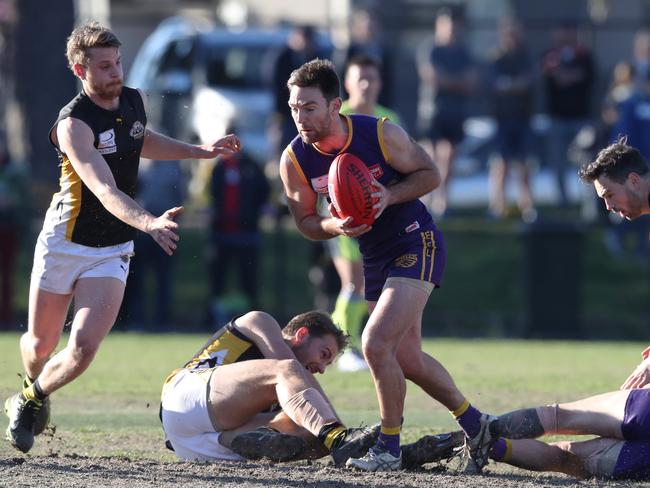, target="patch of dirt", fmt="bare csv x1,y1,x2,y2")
0,455,636,488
